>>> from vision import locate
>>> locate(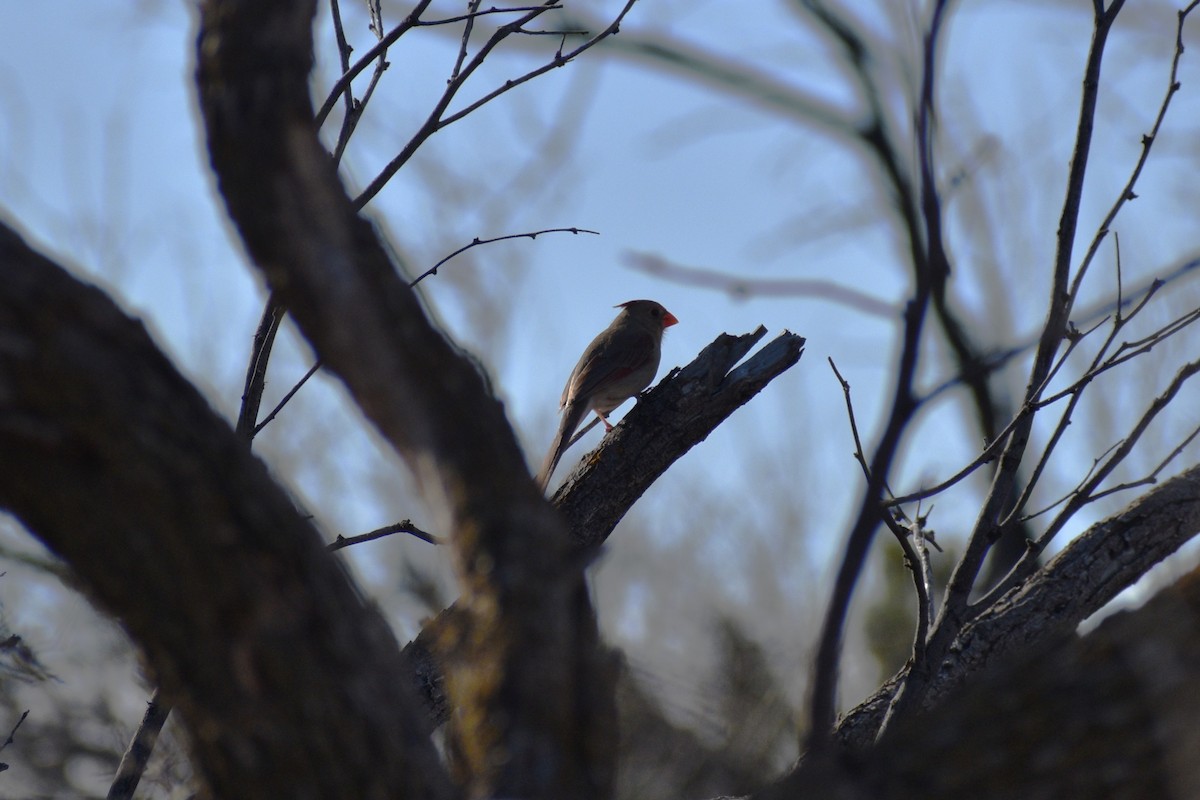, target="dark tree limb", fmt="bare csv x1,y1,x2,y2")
555,327,806,549
0,222,454,800
833,461,1200,750
754,561,1200,799
405,327,806,724
195,1,614,797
